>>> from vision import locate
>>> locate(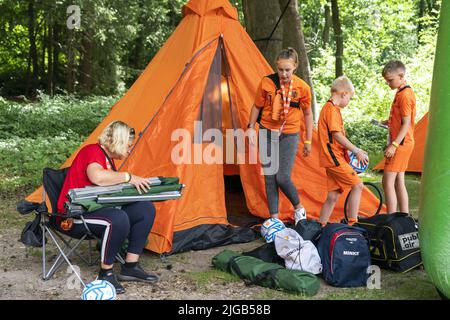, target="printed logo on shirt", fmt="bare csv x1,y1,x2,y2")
292,90,298,99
